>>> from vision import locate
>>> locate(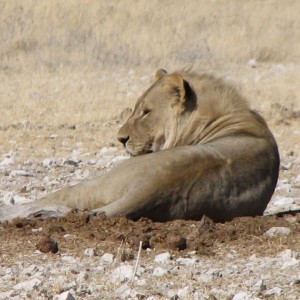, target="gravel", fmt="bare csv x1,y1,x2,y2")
0,129,300,299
